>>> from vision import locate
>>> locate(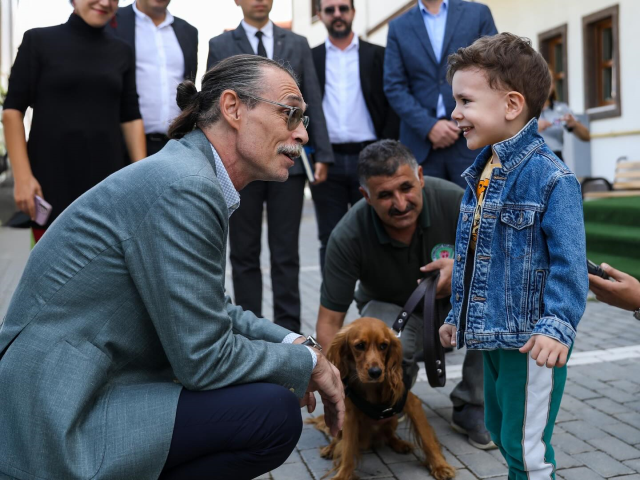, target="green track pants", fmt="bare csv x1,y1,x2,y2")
483,349,568,480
